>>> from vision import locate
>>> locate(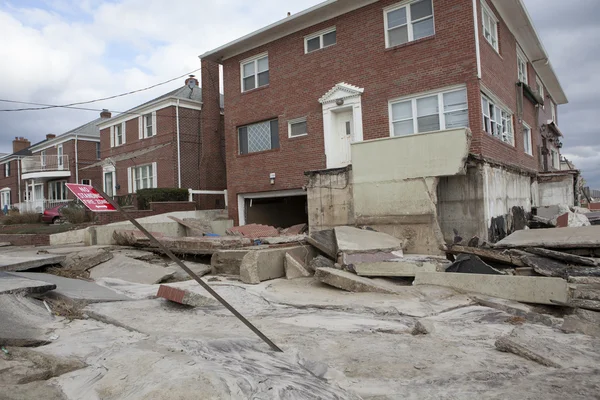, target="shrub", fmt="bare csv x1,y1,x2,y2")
1,212,42,225
60,202,92,224
136,188,189,210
